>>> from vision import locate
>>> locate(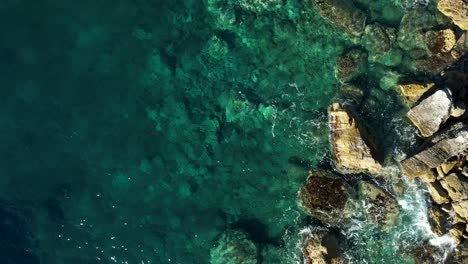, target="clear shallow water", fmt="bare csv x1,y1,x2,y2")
0,0,448,263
